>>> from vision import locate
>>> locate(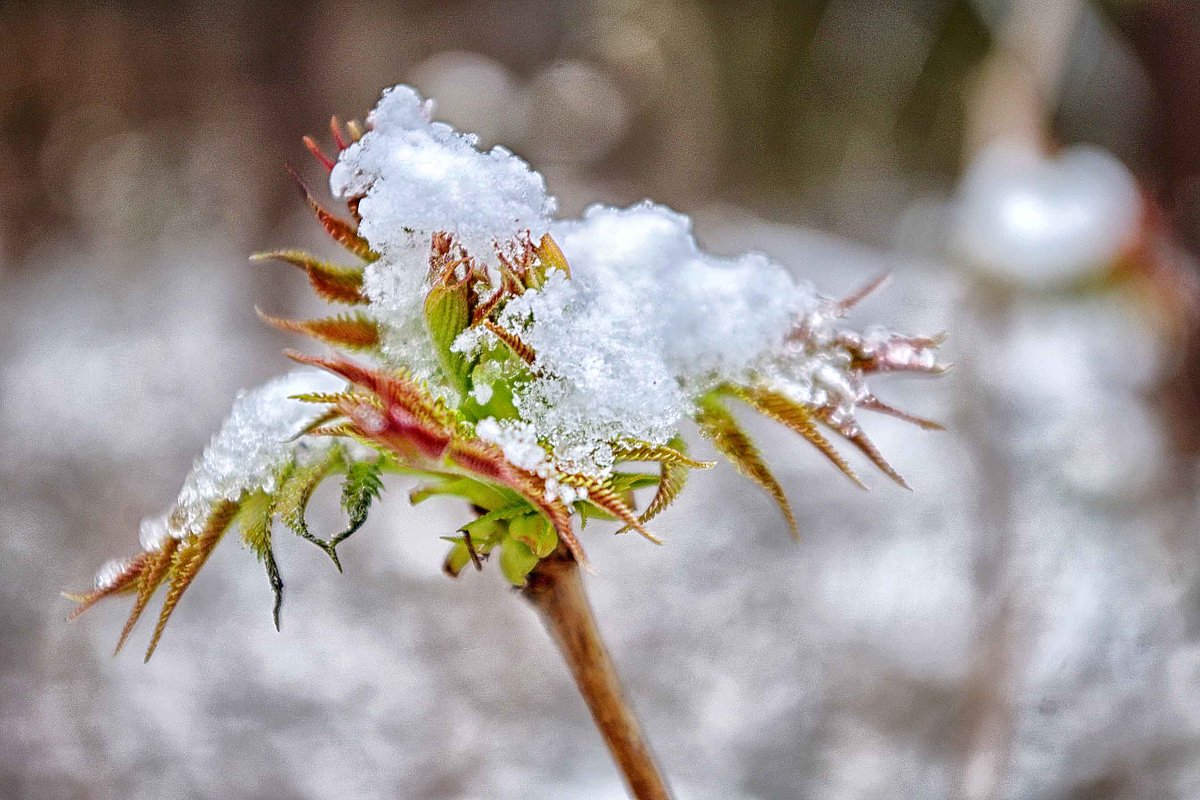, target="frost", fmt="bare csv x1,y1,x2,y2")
170,368,347,536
